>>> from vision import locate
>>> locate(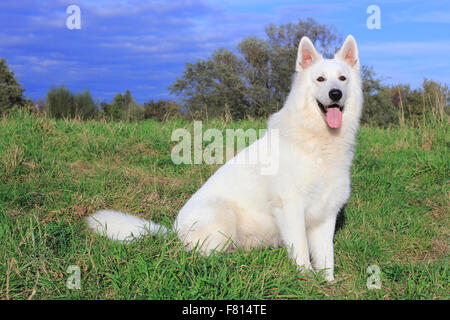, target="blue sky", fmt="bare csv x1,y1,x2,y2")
1,0,449,103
